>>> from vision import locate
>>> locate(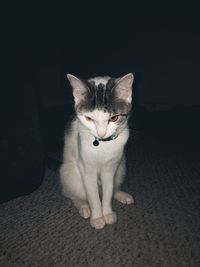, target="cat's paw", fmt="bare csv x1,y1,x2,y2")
90,217,105,229
79,204,91,219
104,212,117,225
114,191,134,204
